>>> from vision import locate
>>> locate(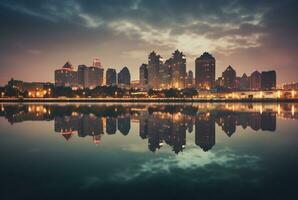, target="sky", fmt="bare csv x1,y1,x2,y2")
0,0,297,85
